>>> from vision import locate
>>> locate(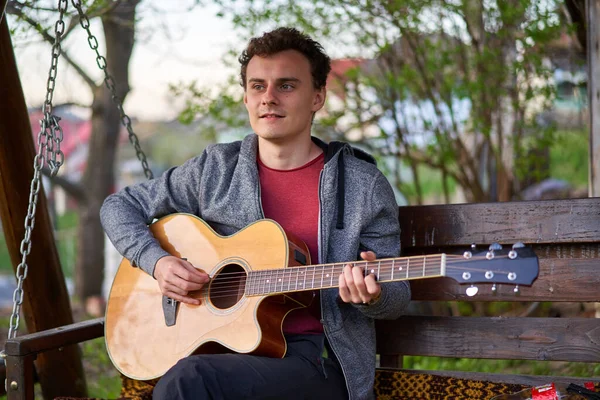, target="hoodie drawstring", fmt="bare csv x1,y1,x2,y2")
336,151,345,230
